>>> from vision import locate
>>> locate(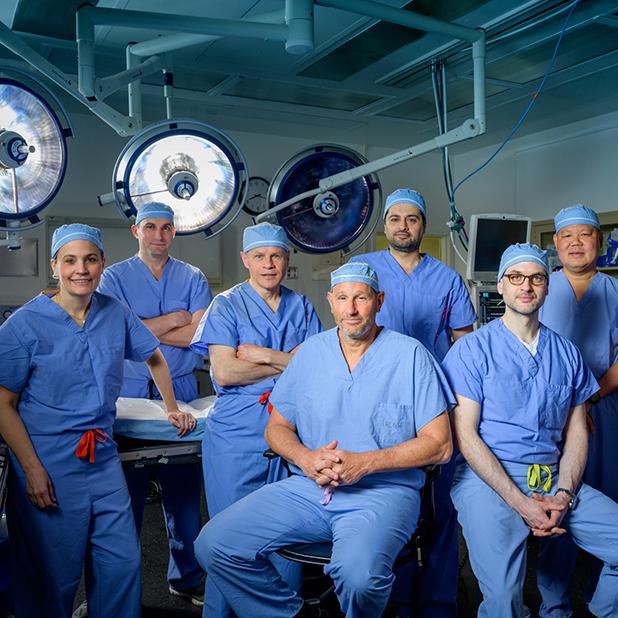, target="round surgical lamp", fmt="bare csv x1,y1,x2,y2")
103,119,248,237
267,145,382,254
0,71,72,238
